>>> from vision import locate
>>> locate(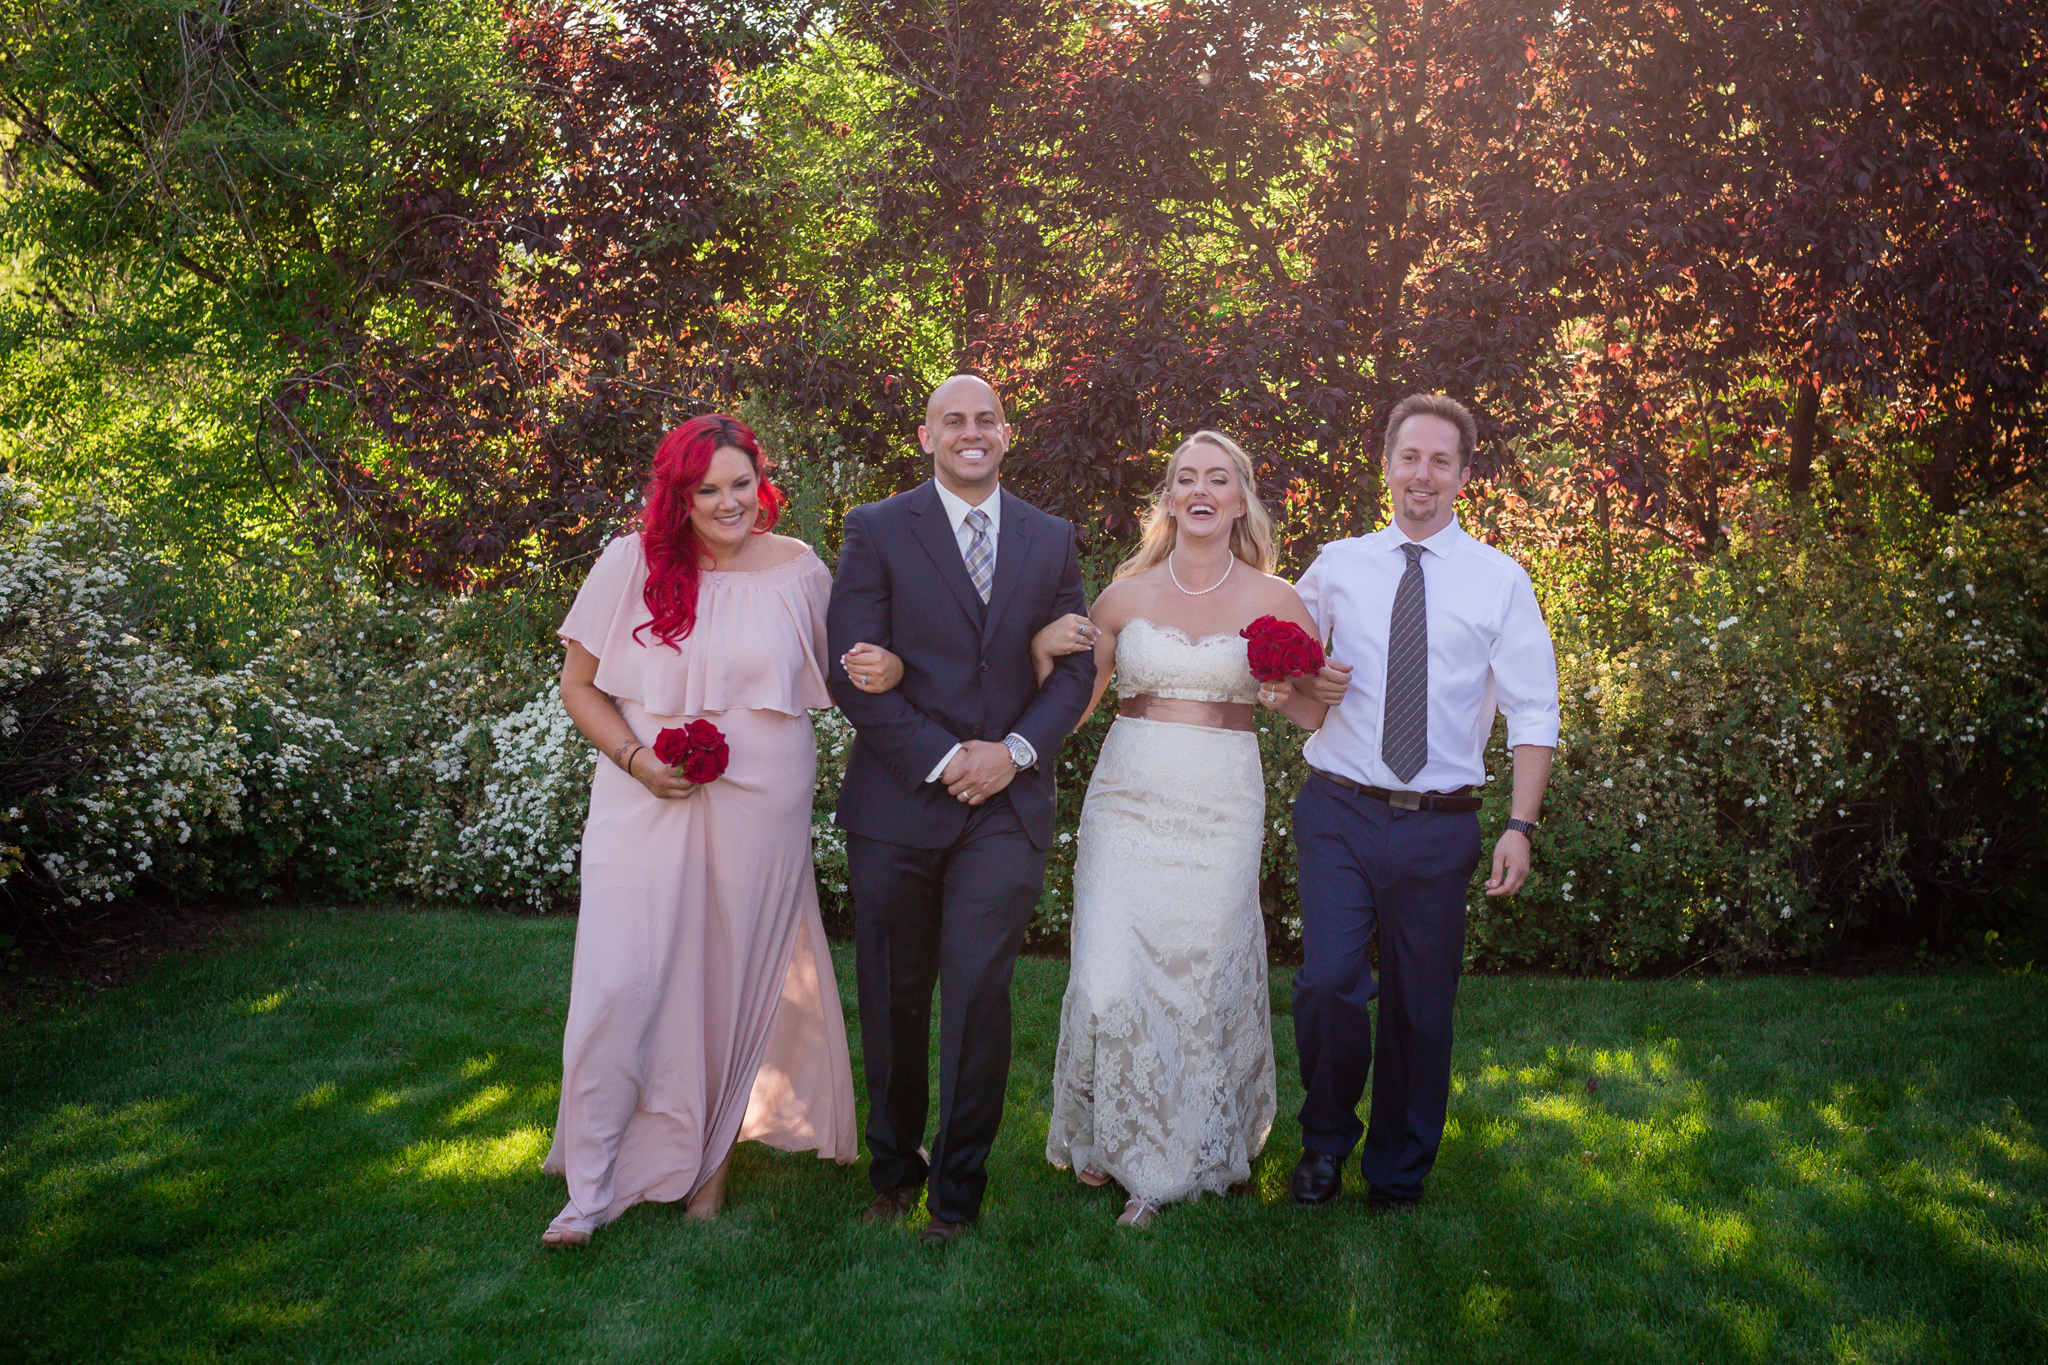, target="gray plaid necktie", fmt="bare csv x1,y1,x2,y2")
1381,542,1429,784
964,507,994,603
